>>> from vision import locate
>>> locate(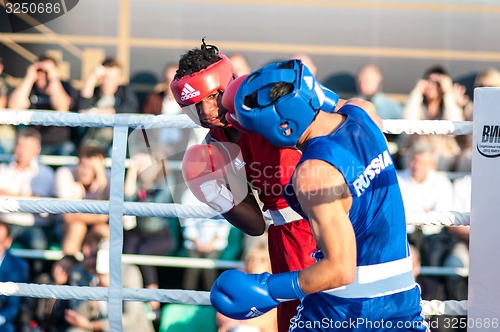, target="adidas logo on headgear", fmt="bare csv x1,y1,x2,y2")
180,83,201,101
